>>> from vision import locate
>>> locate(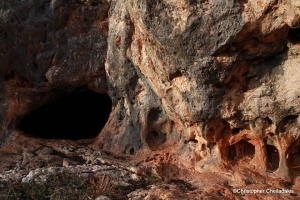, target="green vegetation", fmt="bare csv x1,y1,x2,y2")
145,174,162,185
